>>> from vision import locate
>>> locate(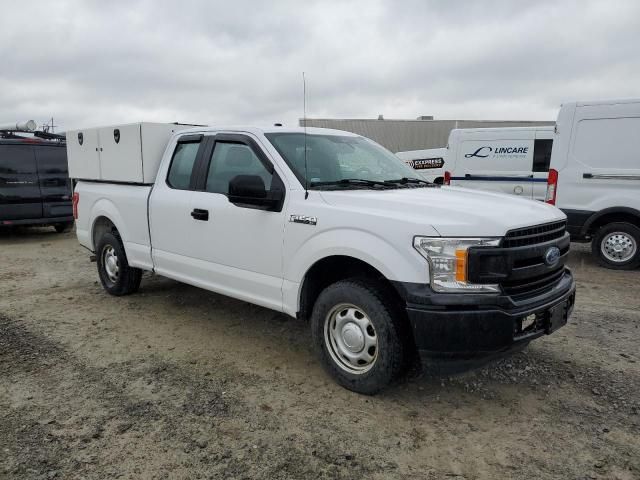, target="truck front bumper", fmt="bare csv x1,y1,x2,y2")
393,269,576,361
